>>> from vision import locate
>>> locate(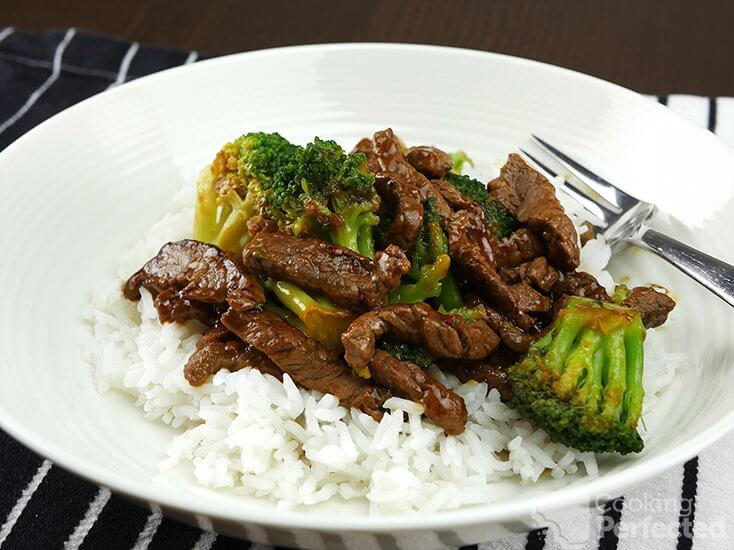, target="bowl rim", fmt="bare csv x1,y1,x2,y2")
1,41,733,532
